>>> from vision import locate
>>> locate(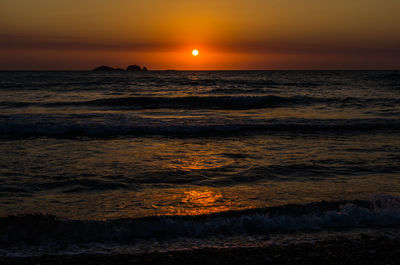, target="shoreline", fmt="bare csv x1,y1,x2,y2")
2,231,399,265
